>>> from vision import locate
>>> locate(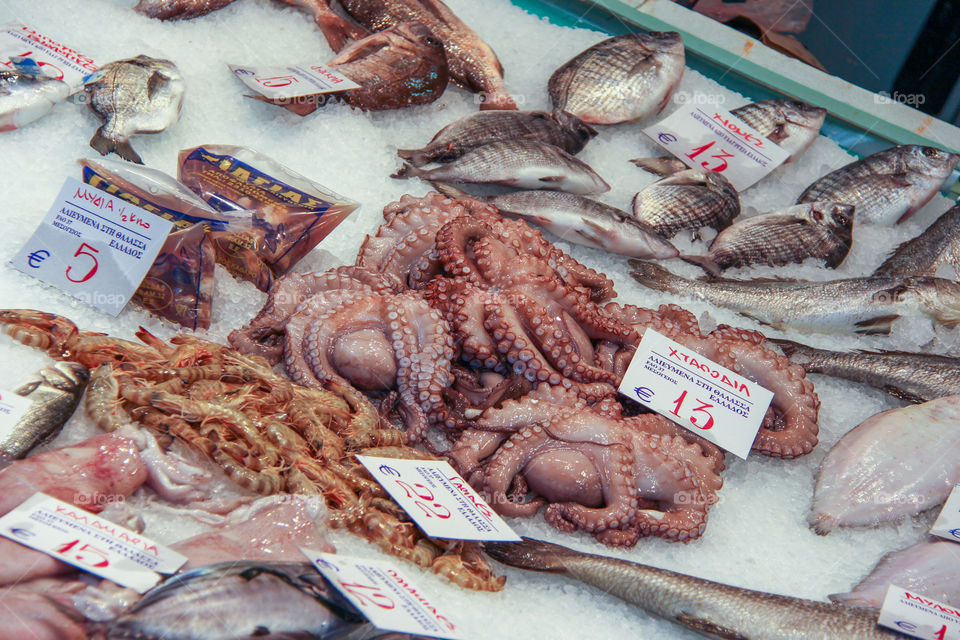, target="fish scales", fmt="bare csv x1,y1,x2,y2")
729,99,826,160
632,170,740,237
874,203,960,277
